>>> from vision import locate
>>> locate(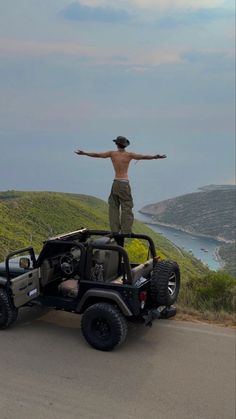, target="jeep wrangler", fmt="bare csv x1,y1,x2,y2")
0,229,180,351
